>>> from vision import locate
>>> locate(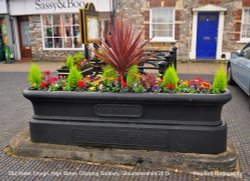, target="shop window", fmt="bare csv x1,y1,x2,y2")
150,8,175,42
241,8,250,41
41,14,82,49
